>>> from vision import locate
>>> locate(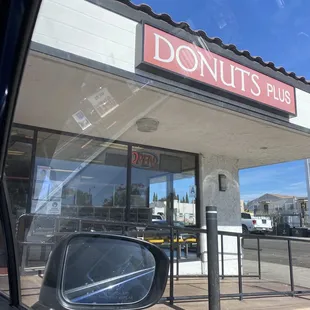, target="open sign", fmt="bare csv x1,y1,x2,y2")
132,151,158,169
